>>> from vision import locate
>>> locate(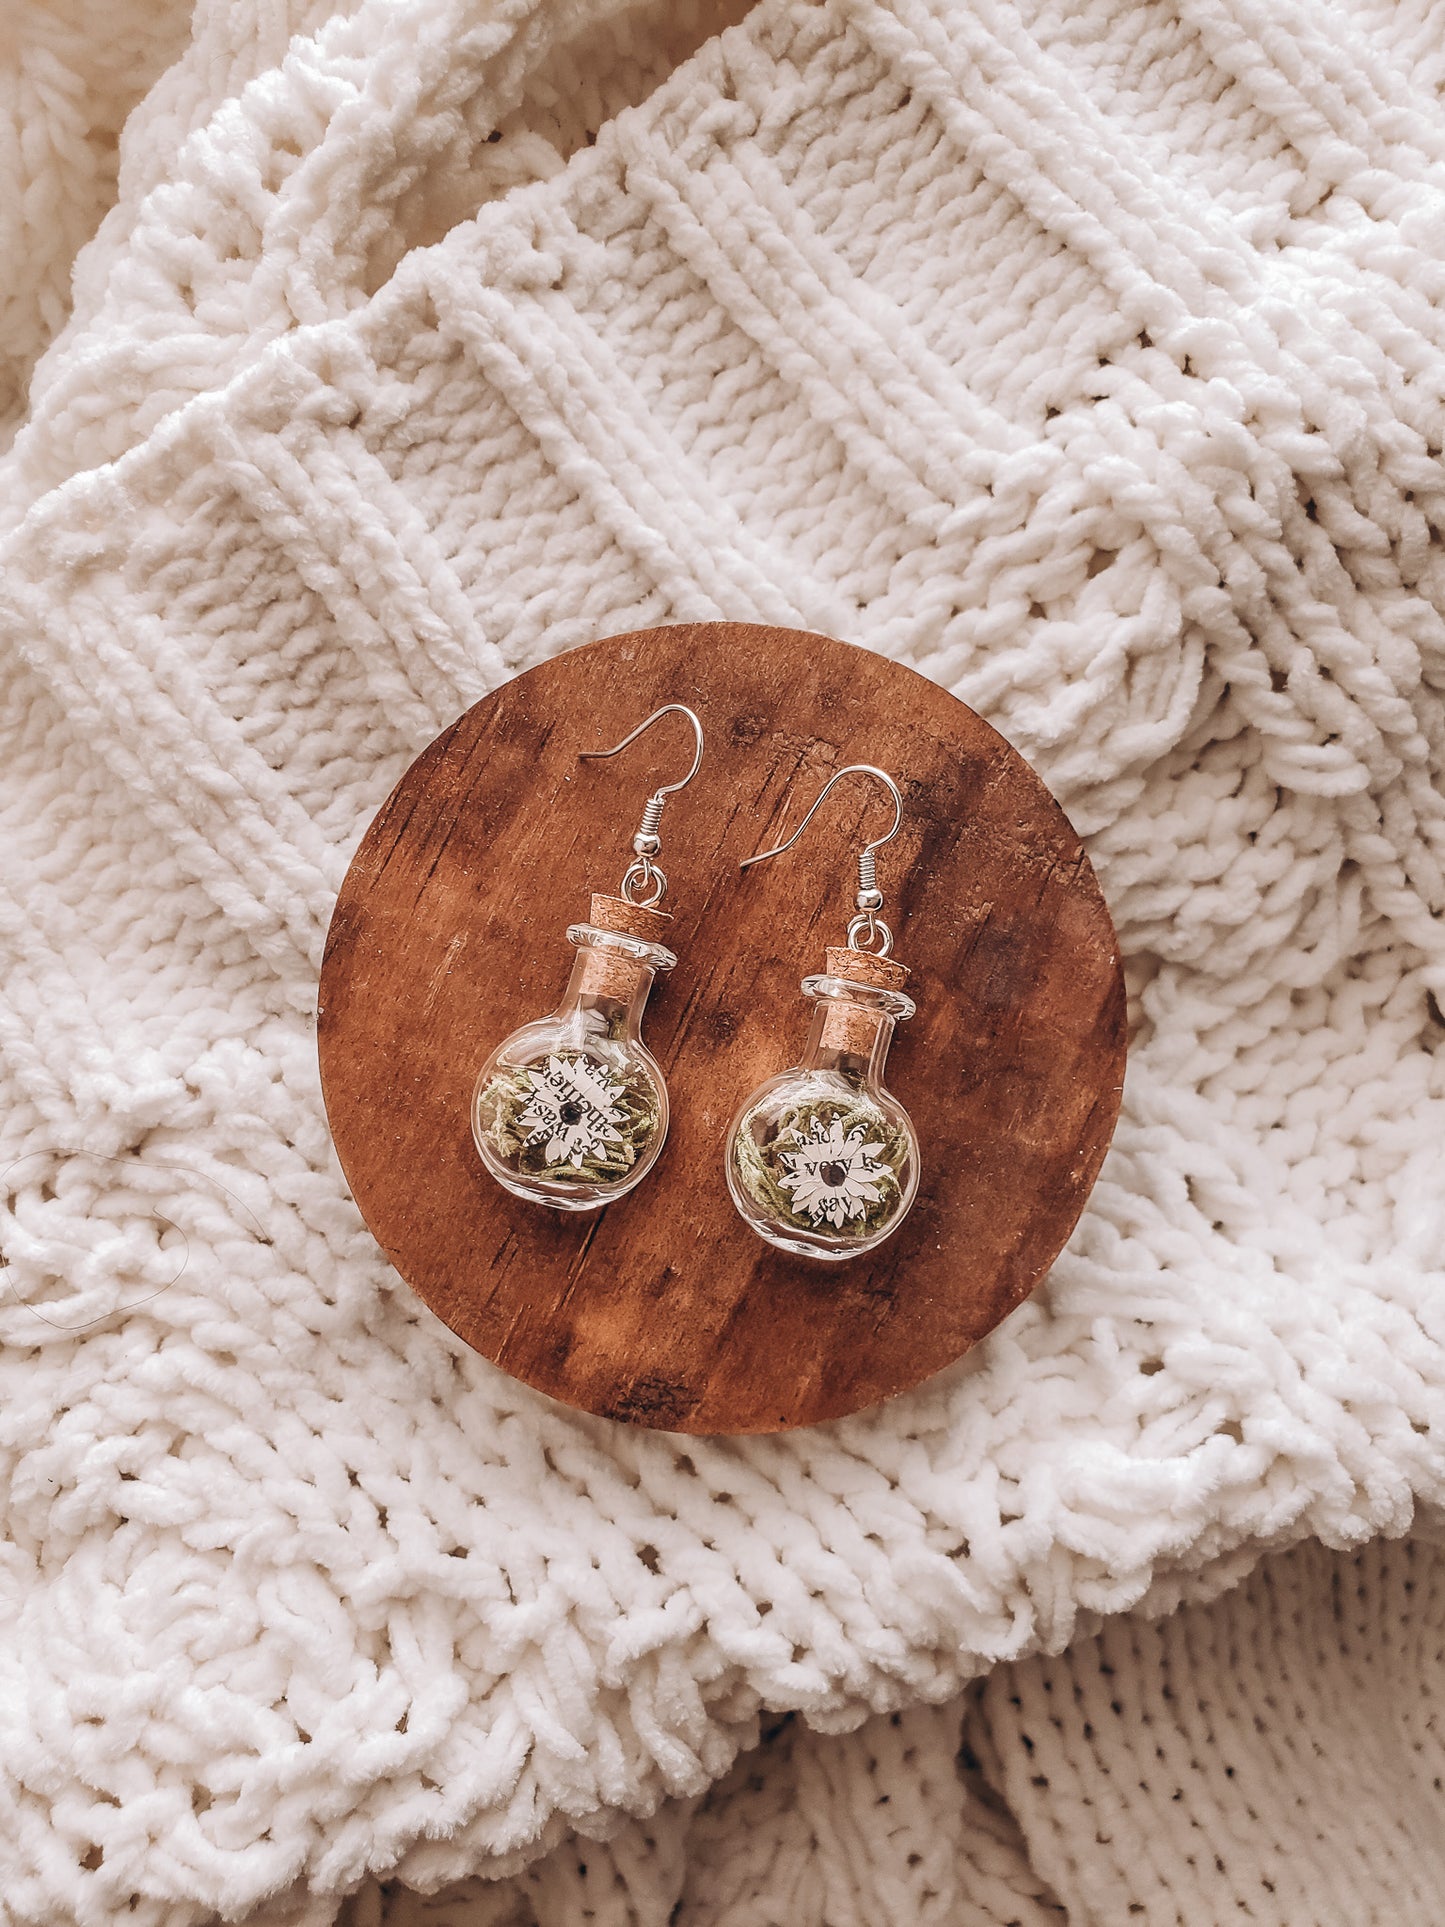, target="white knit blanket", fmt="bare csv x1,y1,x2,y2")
344,1534,1445,1926
2,2,1443,1923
